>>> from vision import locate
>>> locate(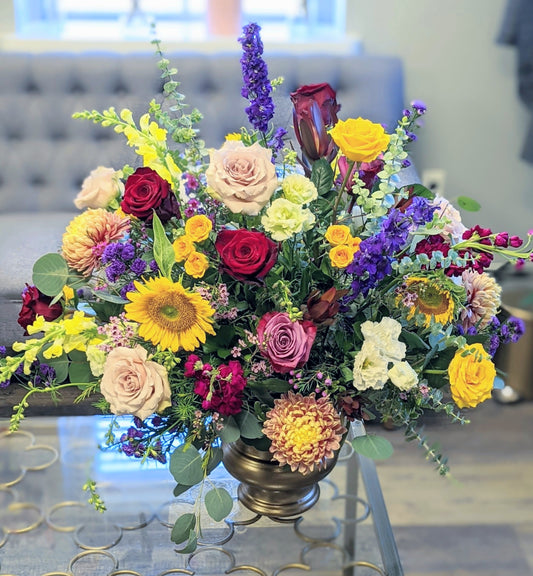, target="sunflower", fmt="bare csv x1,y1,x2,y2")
398,276,455,327
125,277,215,352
